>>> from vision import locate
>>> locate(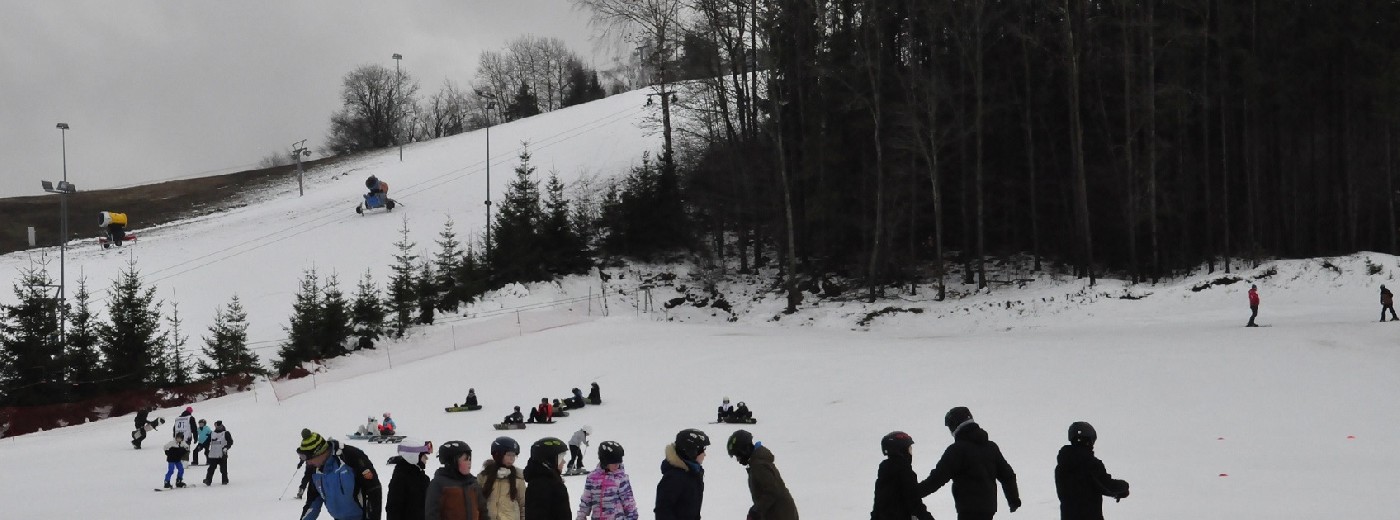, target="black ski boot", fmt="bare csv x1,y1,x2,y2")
175,480,186,488
163,482,173,489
